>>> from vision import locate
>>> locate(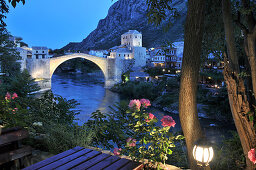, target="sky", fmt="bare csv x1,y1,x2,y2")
5,0,118,49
